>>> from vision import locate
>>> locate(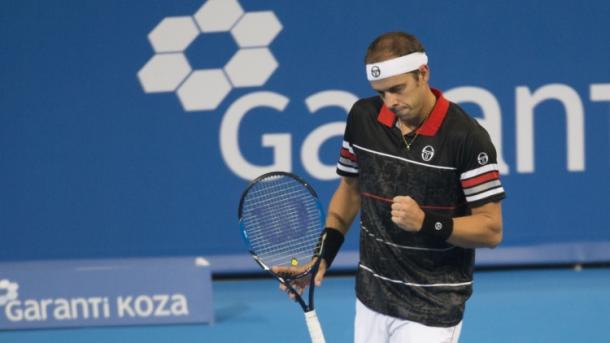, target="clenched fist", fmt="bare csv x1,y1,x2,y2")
391,196,425,232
